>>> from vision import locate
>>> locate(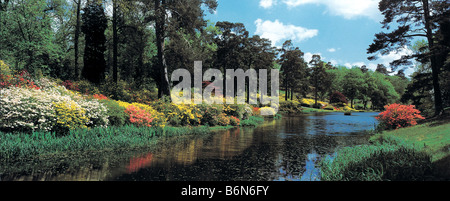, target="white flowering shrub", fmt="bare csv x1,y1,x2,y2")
0,79,110,133
0,87,58,132
76,97,109,127
260,107,277,116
